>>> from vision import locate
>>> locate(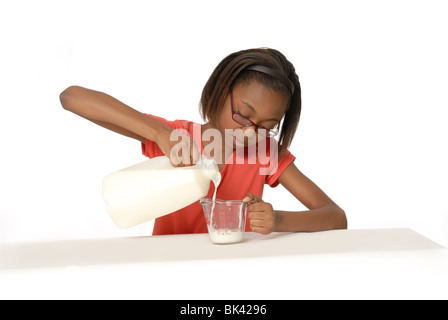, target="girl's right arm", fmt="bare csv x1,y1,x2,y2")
59,85,171,143
59,86,198,165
